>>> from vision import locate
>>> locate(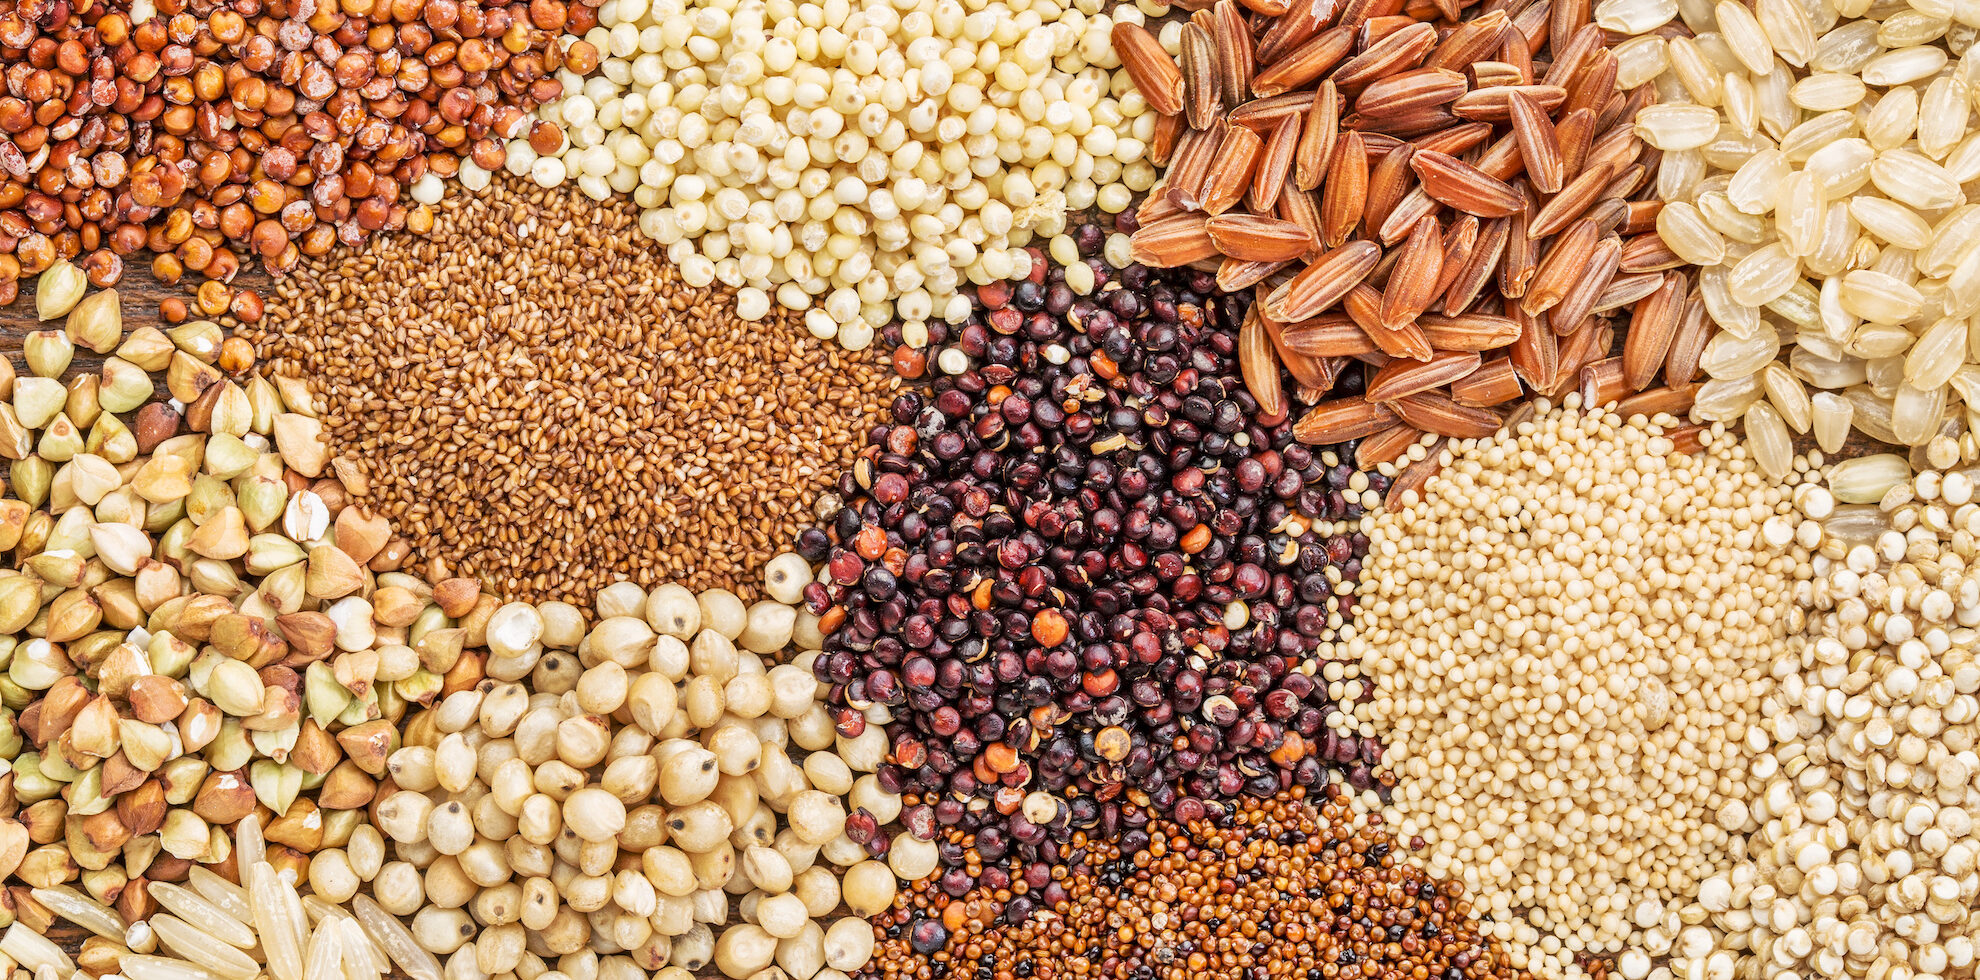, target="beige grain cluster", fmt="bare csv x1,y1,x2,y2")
1633,467,1980,980
16,572,900,980
327,579,899,980
504,0,1160,348
1611,0,1980,476
251,176,897,607
1341,403,1811,980
1116,0,1685,461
